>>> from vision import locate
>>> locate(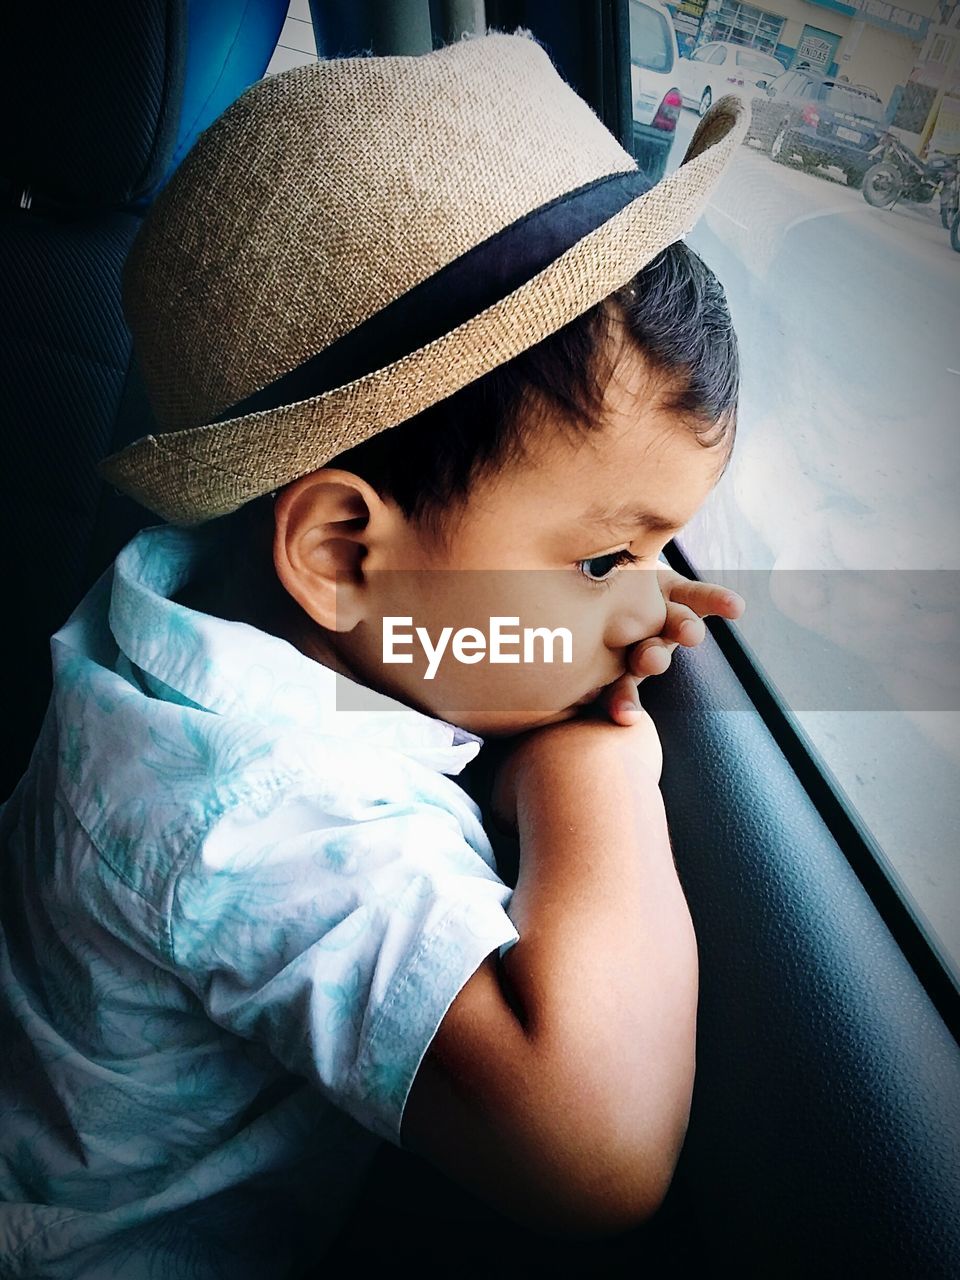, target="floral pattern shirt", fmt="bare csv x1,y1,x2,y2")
0,522,518,1279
